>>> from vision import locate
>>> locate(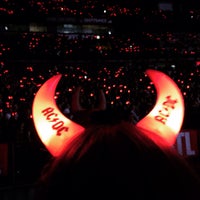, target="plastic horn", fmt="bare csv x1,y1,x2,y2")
136,69,184,147
32,75,85,157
